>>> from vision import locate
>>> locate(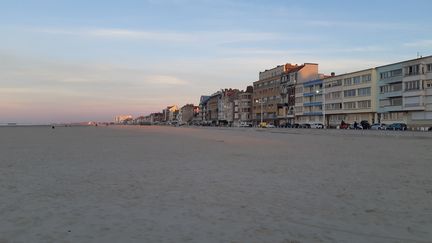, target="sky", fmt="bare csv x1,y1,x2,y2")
1,0,431,124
